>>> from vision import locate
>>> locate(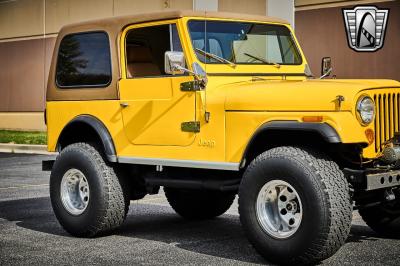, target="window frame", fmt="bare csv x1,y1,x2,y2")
187,19,303,66
122,20,189,79
55,30,113,89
